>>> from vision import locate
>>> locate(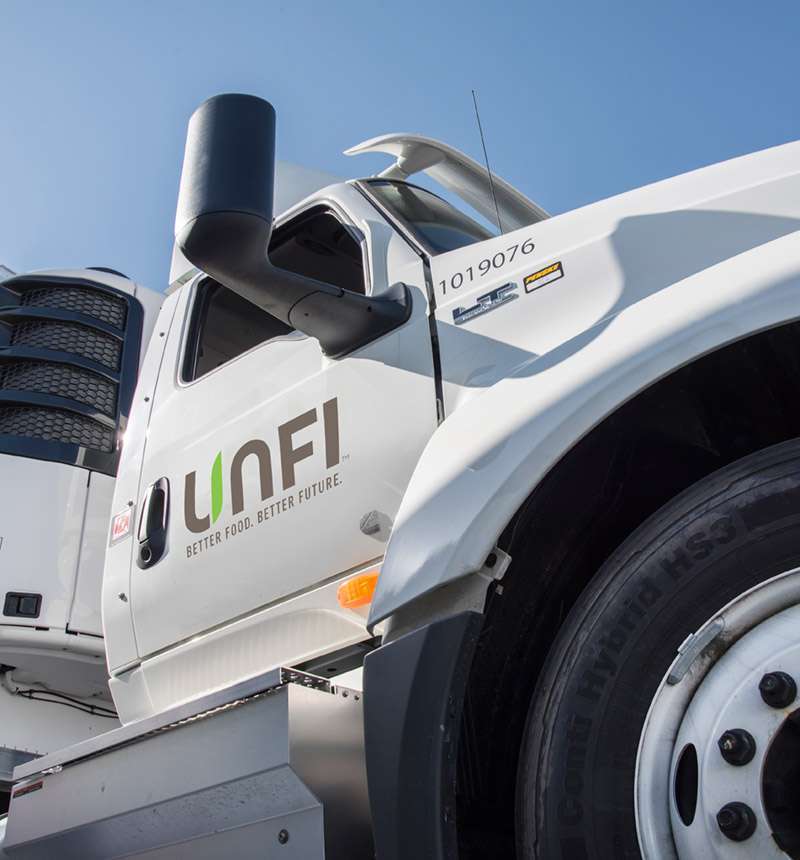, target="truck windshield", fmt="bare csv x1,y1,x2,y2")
364,179,494,254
